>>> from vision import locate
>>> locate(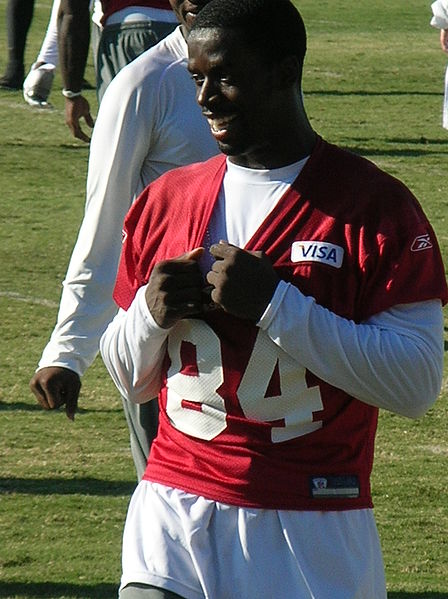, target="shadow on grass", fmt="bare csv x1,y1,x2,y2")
384,137,448,146
0,401,122,414
328,135,448,158
0,401,42,412
0,477,135,496
0,581,117,598
341,145,447,158
1,141,90,152
306,89,442,97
